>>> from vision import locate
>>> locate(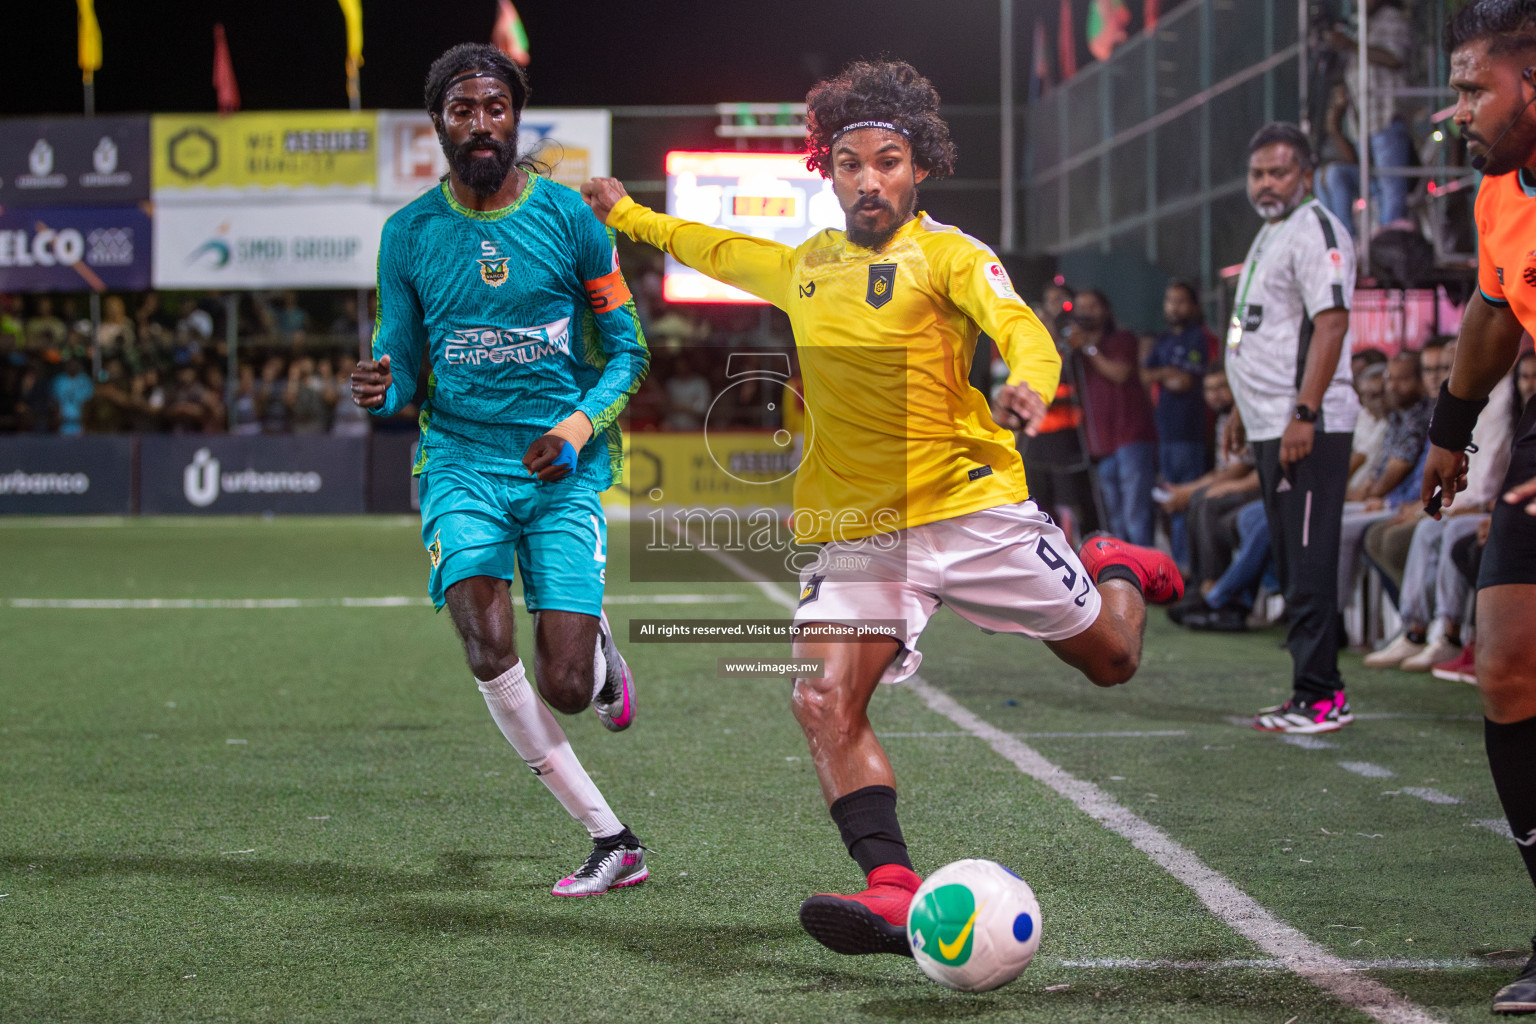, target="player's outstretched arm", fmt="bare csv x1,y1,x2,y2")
580,177,629,225
580,176,795,308
350,355,392,409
